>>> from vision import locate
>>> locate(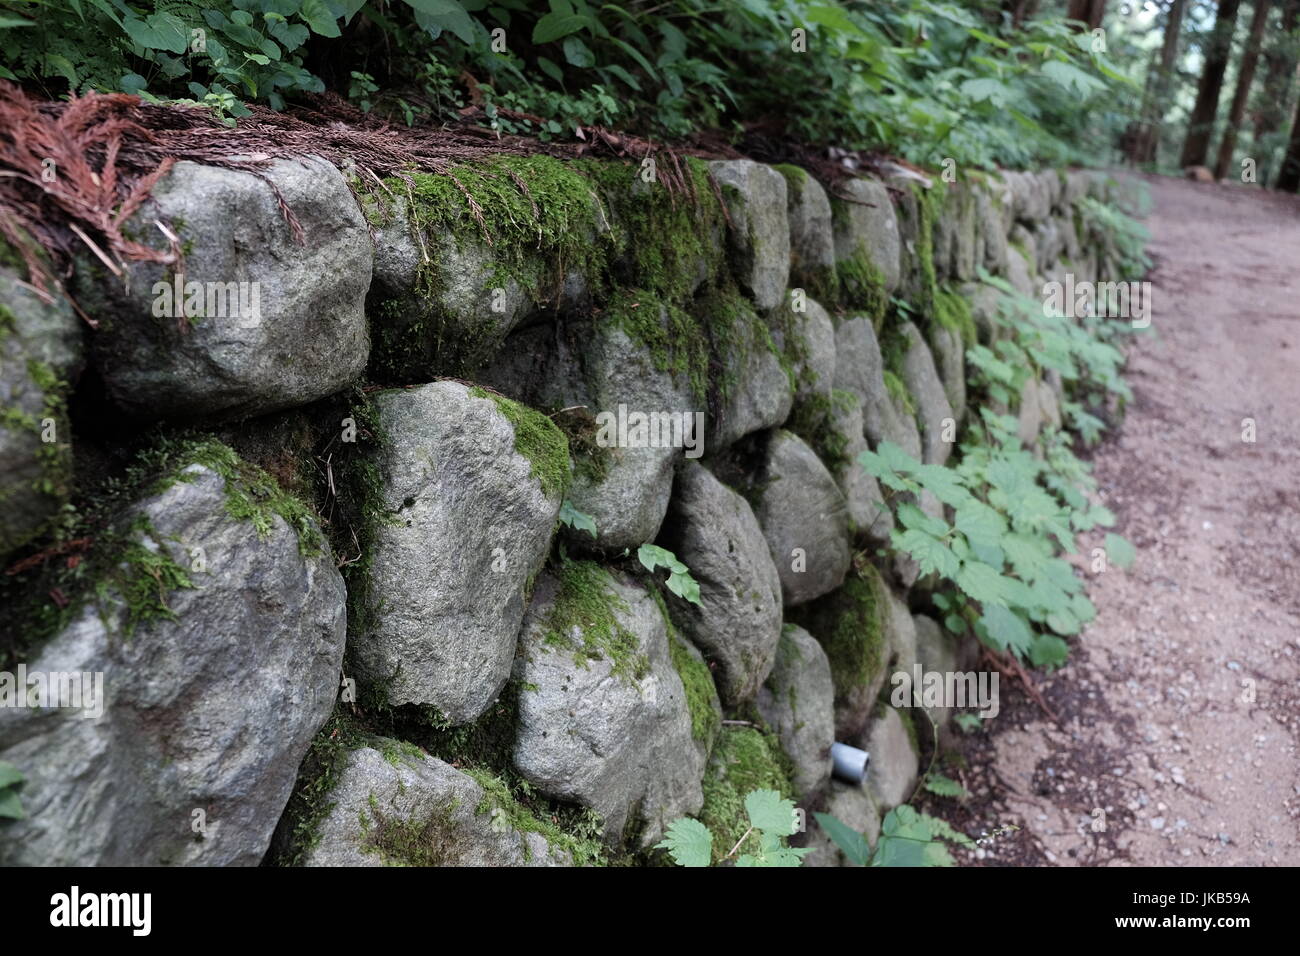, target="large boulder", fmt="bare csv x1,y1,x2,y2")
1006,243,1036,298
351,382,563,723
770,294,836,402
789,565,889,740
366,161,613,379
928,322,966,423
832,316,921,459
973,179,1009,275
707,294,794,450
658,462,784,707
80,157,371,422
513,566,707,847
0,455,346,865
303,744,574,866
781,166,836,298
885,175,928,304
0,242,83,558
755,625,835,800
481,306,695,551
709,160,791,312
933,181,978,281
898,321,955,466
832,177,902,295
753,431,851,607
864,707,920,811
912,614,961,731
812,390,893,547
